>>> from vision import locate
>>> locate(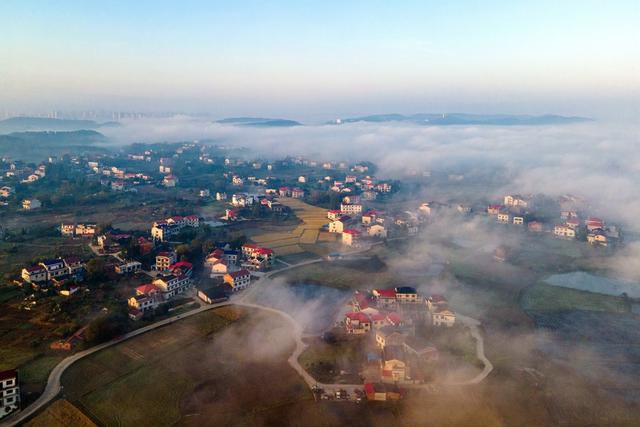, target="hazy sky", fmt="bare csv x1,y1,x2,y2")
1,1,638,120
